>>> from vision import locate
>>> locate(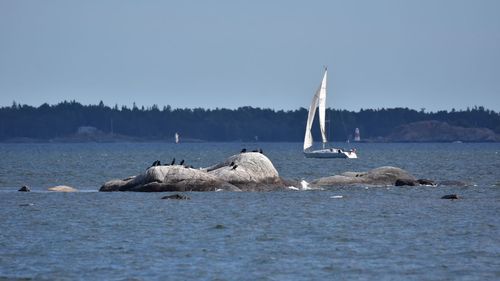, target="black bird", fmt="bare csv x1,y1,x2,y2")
171,158,176,165
229,161,235,167
151,160,160,167
179,159,185,165
240,148,247,153
259,148,263,154
231,164,238,170
252,149,258,152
